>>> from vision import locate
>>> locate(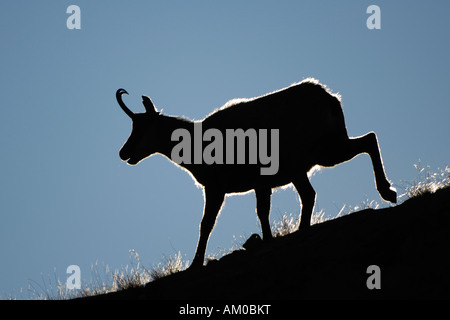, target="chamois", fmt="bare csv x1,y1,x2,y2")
116,78,397,268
